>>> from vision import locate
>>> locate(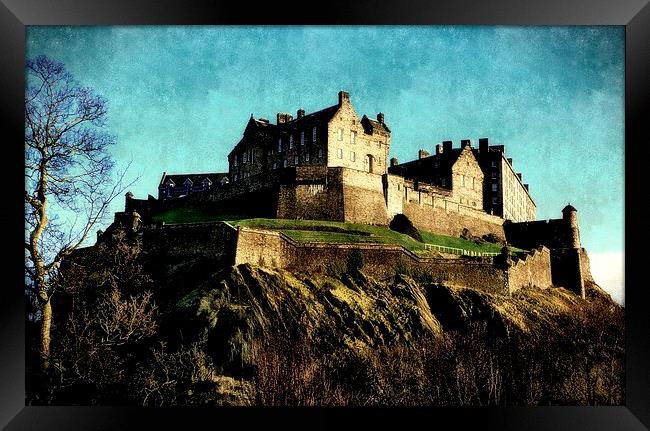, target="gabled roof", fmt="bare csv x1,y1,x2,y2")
159,172,229,187
283,105,339,128
361,115,391,134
